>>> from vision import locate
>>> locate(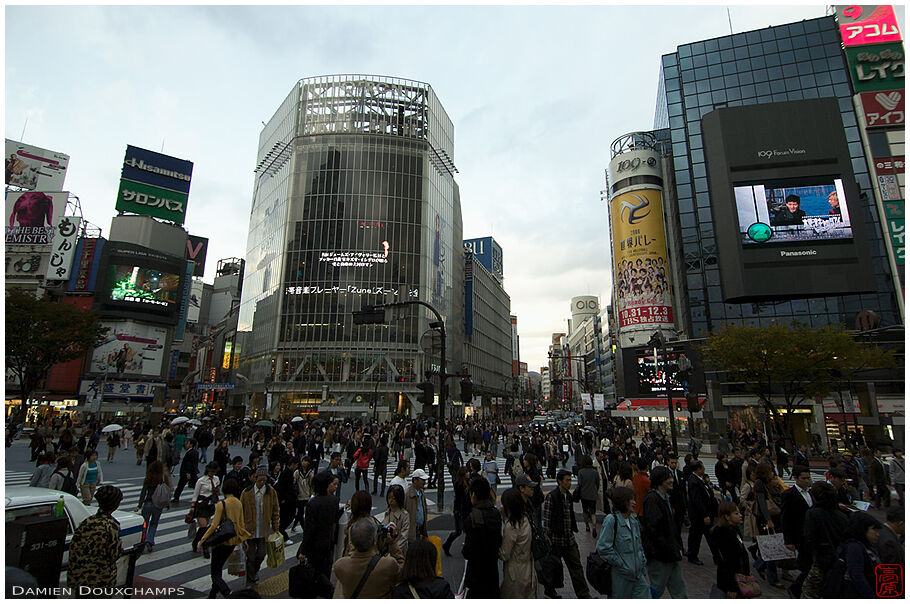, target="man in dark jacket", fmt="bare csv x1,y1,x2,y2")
781,465,813,597
542,470,591,598
686,460,717,564
372,434,390,496
172,438,199,503
875,505,904,565
297,470,343,582
642,466,688,597
802,481,849,598
275,458,299,544
667,455,687,532
195,428,213,464
462,476,502,598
